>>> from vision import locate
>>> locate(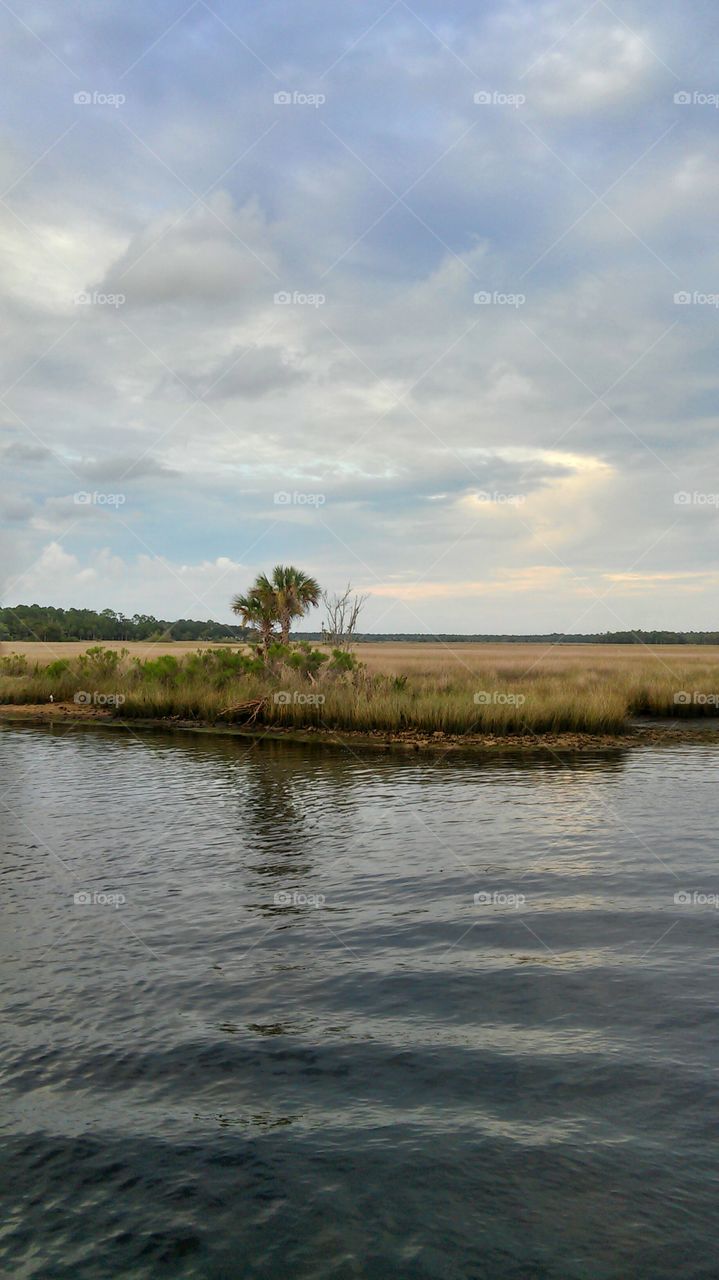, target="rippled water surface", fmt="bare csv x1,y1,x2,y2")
1,723,719,1279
